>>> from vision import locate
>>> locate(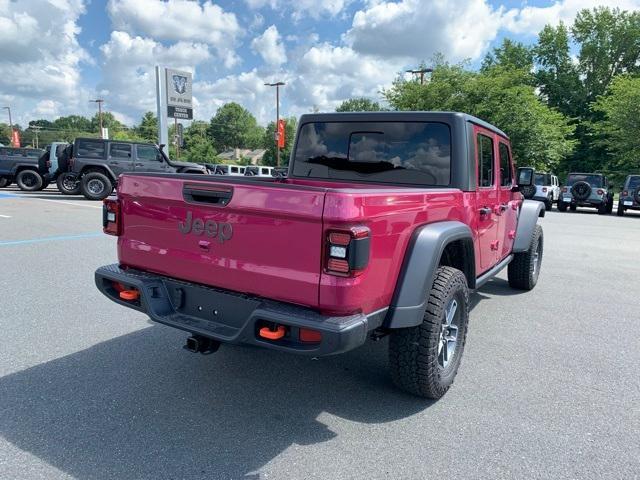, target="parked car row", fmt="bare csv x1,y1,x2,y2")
0,138,286,201
522,170,640,216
